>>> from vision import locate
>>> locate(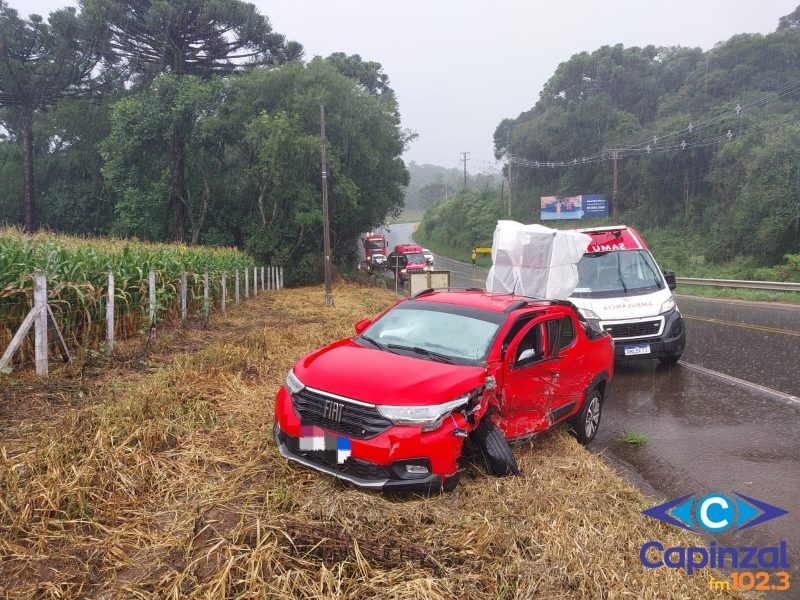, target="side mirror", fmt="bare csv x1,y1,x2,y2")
663,270,677,291
354,318,372,334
